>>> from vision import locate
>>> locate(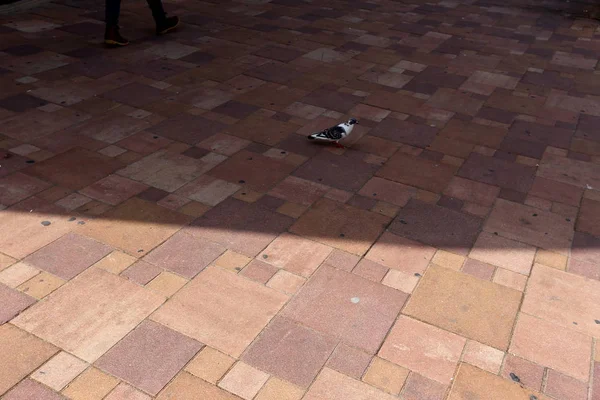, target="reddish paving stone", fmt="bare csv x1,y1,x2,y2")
388,199,482,256
26,148,123,190
96,320,202,396
240,260,279,284
369,118,437,148
538,153,600,190
352,259,388,282
0,283,36,324
3,379,65,400
121,260,163,285
304,368,396,400
529,176,583,206
508,121,573,149
323,249,360,272
147,114,226,145
545,369,588,400
469,232,536,275
401,373,448,400
80,175,148,206
577,198,600,237
462,258,495,281
326,344,372,380
259,233,332,277
440,119,506,148
501,355,545,391
293,151,379,193
243,317,337,388
282,265,407,354
443,176,499,207
117,132,172,155
102,83,166,108
458,153,535,193
144,231,225,278
0,172,51,206
366,231,436,275
269,176,329,206
24,233,112,280
187,198,294,257
301,88,362,113
358,177,416,207
426,88,484,116
377,152,457,193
